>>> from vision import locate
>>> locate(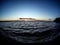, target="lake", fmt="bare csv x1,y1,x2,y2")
0,21,60,43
